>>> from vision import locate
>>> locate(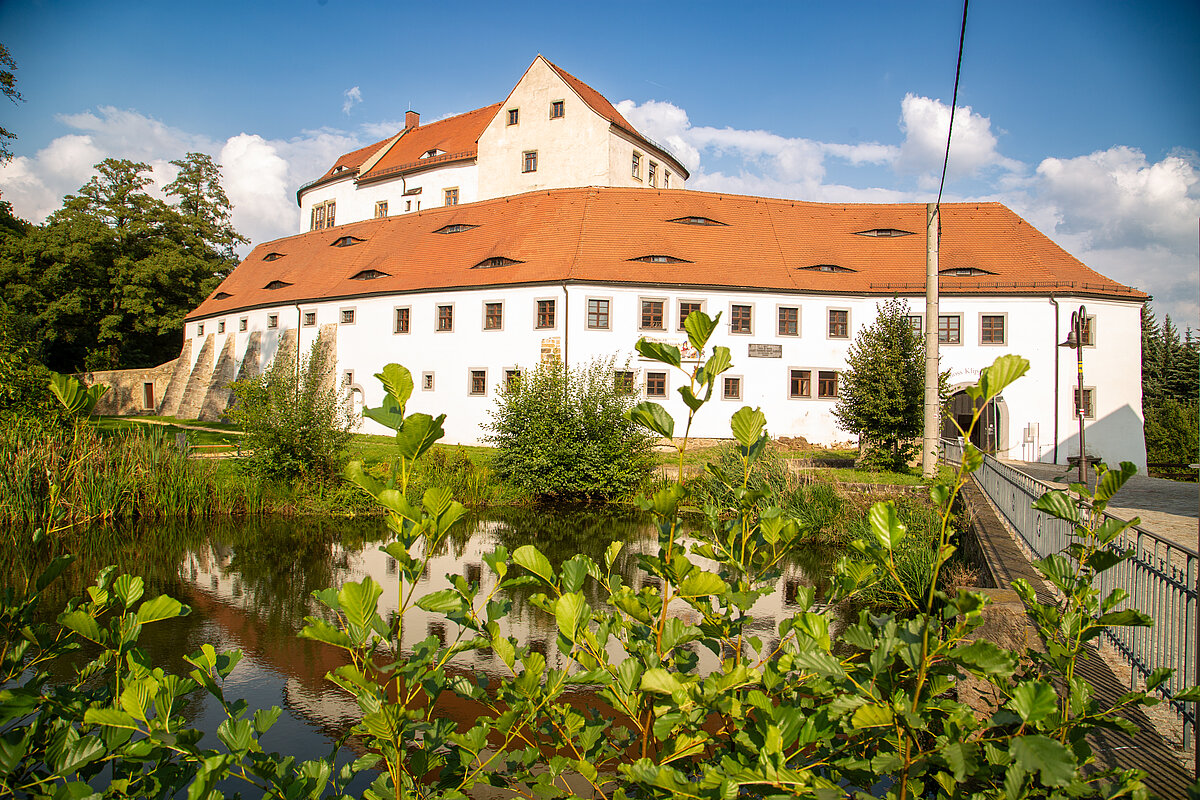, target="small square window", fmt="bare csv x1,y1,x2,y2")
405,200,412,212
723,376,742,400
730,304,752,334
504,369,521,390
938,314,961,344
375,200,388,218
469,369,487,396
485,302,503,330
537,299,556,329
789,369,811,398
217,320,225,334
437,304,454,332
828,310,849,339
267,314,279,329
303,311,316,327
507,108,519,125
239,317,248,332
444,187,459,206
550,100,564,119
818,370,839,398
678,301,702,331
197,323,204,336
777,307,799,336
523,150,538,173
1074,387,1095,418
640,299,664,330
587,298,610,329
394,307,410,334
340,308,355,325
614,371,635,394
422,372,435,391
343,370,354,388
645,371,667,397
981,314,1005,344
